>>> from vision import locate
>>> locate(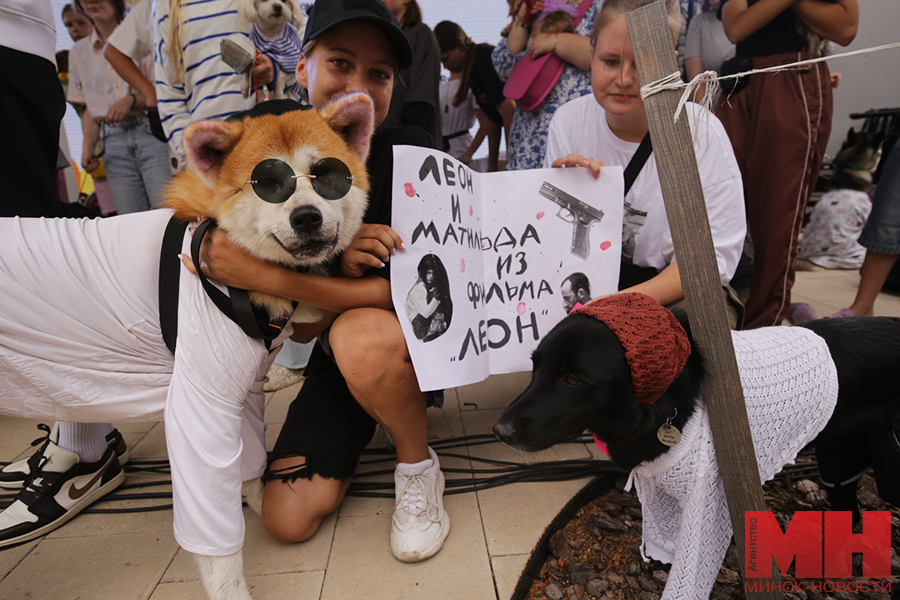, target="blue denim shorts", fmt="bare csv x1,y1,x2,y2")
858,144,900,254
